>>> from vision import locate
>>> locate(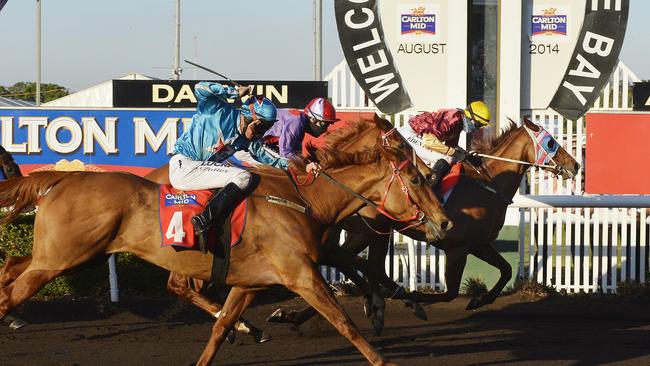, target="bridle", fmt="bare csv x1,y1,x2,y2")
474,123,564,176
318,156,428,232
283,127,437,235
